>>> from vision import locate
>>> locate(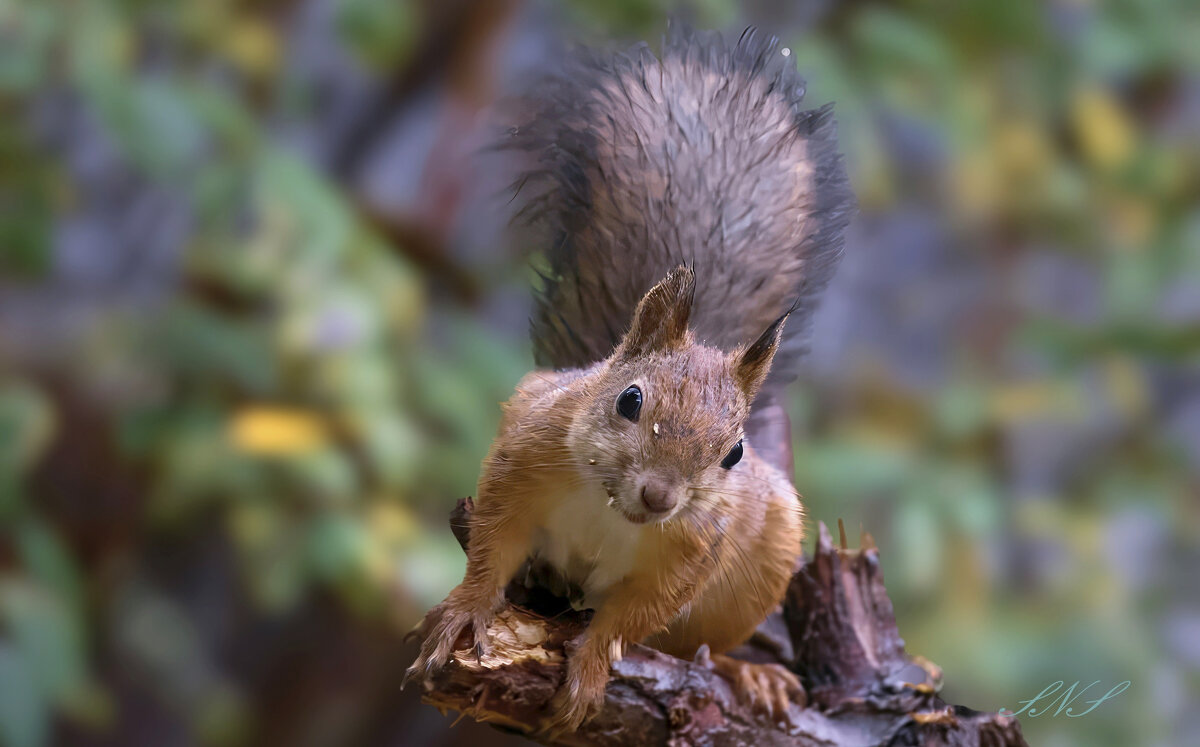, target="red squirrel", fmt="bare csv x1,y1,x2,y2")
406,26,853,733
